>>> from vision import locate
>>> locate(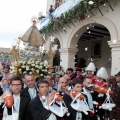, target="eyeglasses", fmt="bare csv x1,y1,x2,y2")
55,77,60,78
11,84,22,87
